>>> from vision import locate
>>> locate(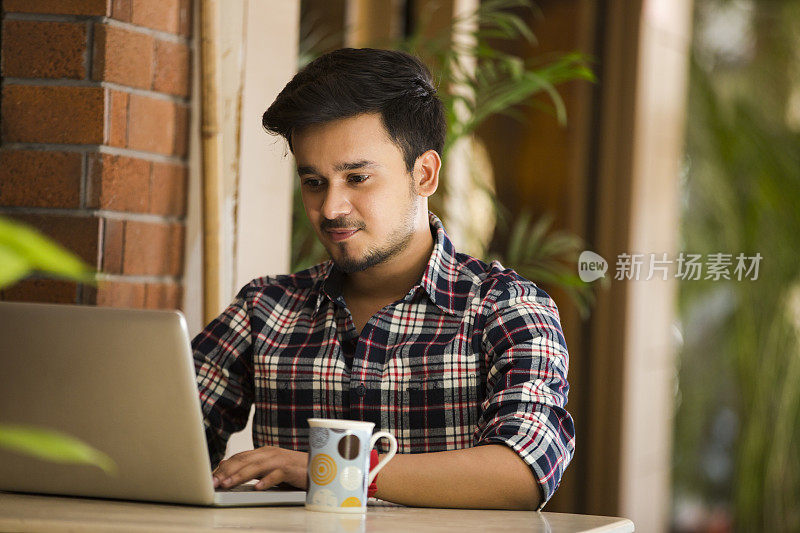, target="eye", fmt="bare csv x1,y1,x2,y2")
348,174,369,184
302,178,324,189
